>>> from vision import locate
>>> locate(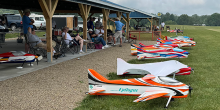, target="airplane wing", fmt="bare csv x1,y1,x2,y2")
117,58,188,76
88,87,105,95
169,55,179,58
133,90,169,102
